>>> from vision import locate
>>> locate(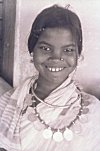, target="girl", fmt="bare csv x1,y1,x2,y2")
0,5,100,151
